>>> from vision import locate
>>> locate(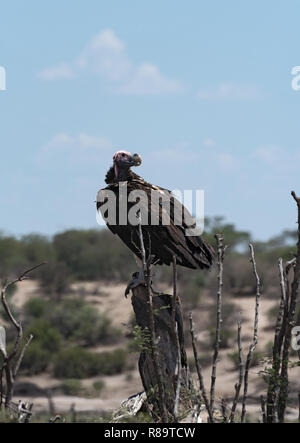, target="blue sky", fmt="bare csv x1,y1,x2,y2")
0,1,300,240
